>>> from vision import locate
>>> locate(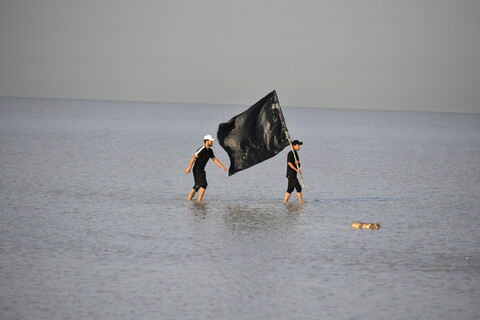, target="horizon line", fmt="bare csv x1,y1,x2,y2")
1,95,478,115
